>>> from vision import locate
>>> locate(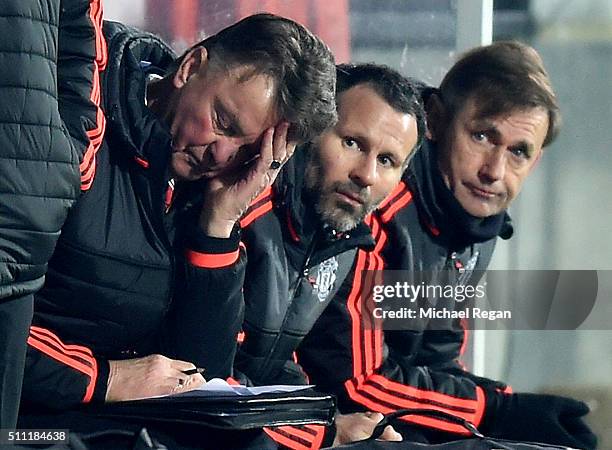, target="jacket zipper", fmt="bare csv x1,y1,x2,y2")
258,229,320,376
